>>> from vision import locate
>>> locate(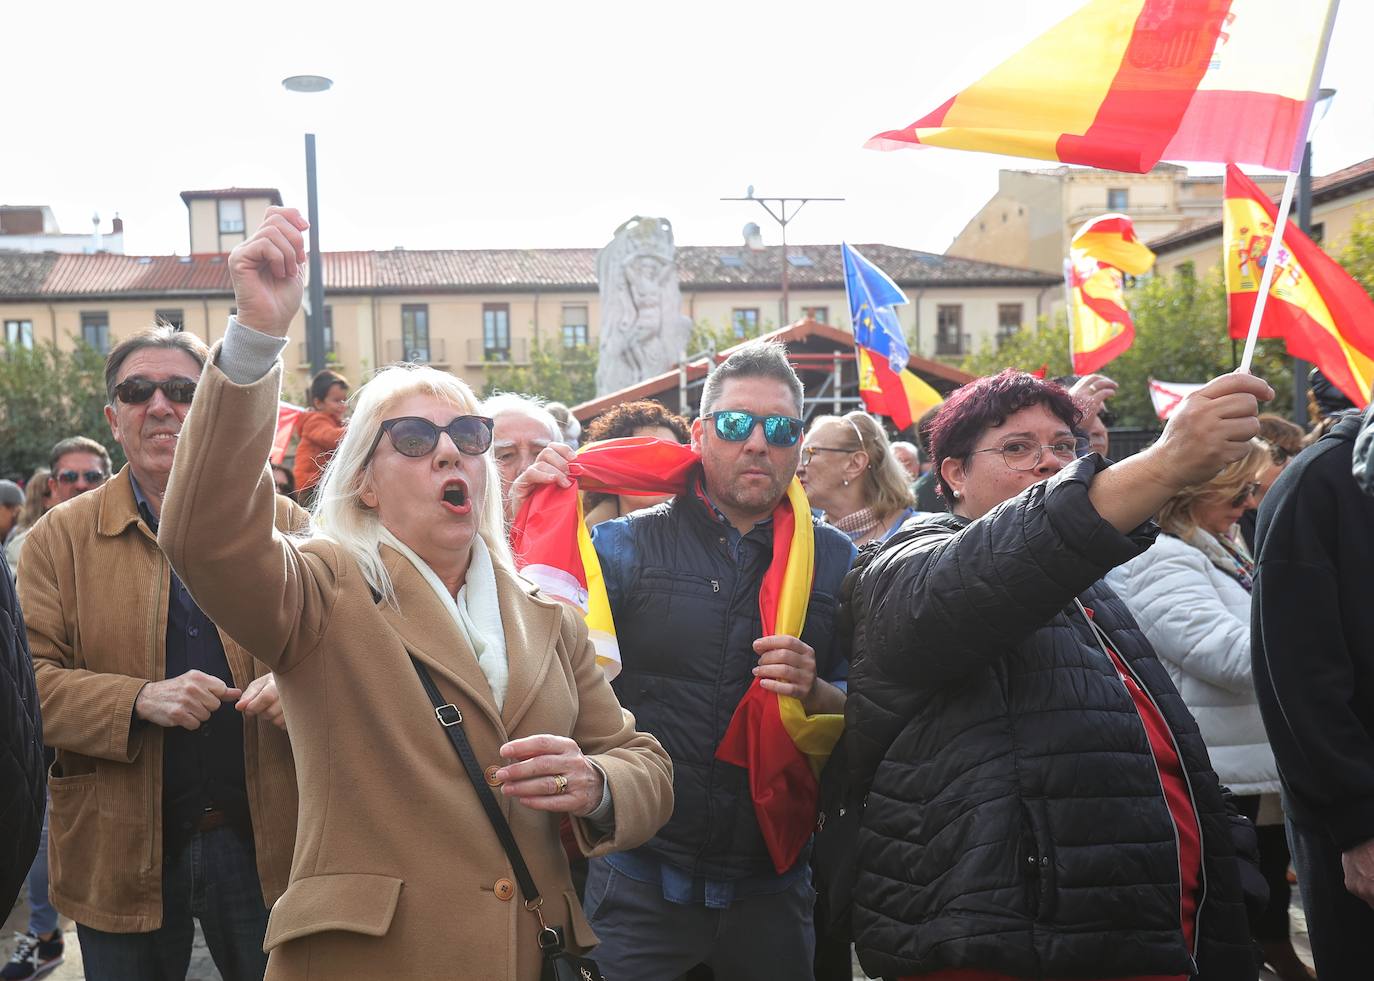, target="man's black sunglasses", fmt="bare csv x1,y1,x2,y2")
704,410,804,447
364,415,495,464
57,469,108,485
114,377,198,405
